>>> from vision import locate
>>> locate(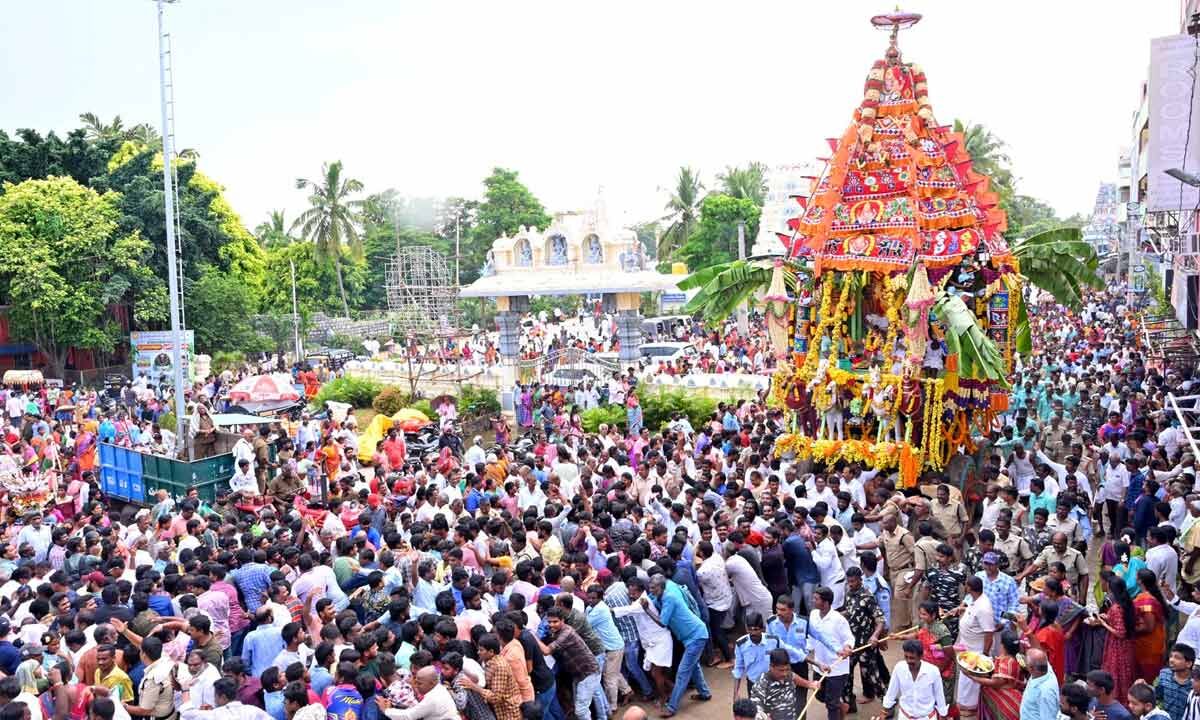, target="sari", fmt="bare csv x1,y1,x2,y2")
978,654,1023,720
1113,557,1148,595
74,424,97,475
1133,591,1166,682
917,620,956,706
517,391,533,428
